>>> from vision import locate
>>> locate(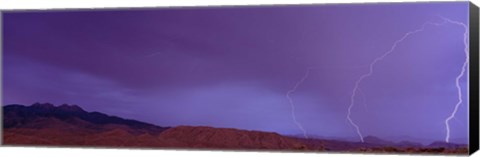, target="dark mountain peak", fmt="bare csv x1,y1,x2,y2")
363,135,383,141
29,103,85,113
31,102,55,109
3,104,25,110
58,104,85,112
3,103,170,135
363,136,395,145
